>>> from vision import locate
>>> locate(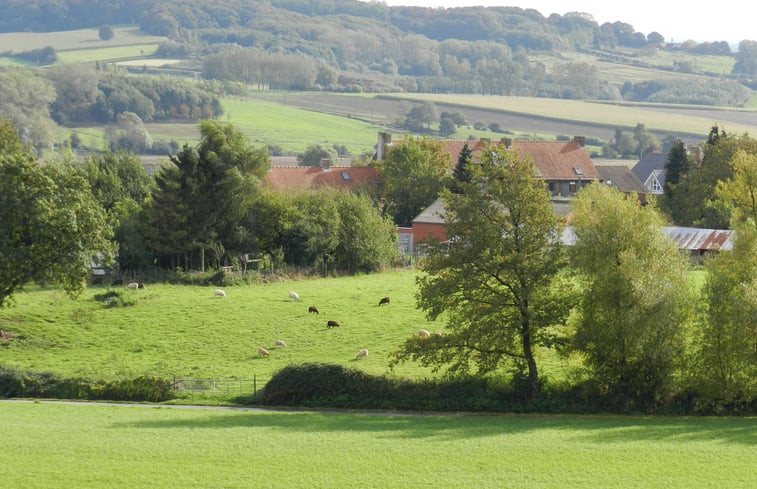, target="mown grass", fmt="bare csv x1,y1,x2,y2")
220,96,388,155
1,401,754,489
57,44,160,64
